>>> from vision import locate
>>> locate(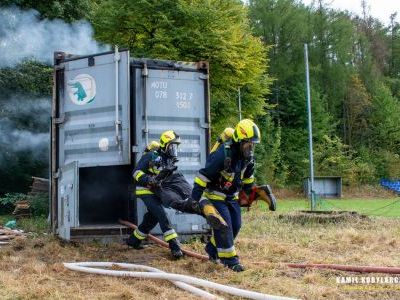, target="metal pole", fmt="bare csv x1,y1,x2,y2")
142,63,149,145
238,87,242,121
304,43,315,210
114,46,121,155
